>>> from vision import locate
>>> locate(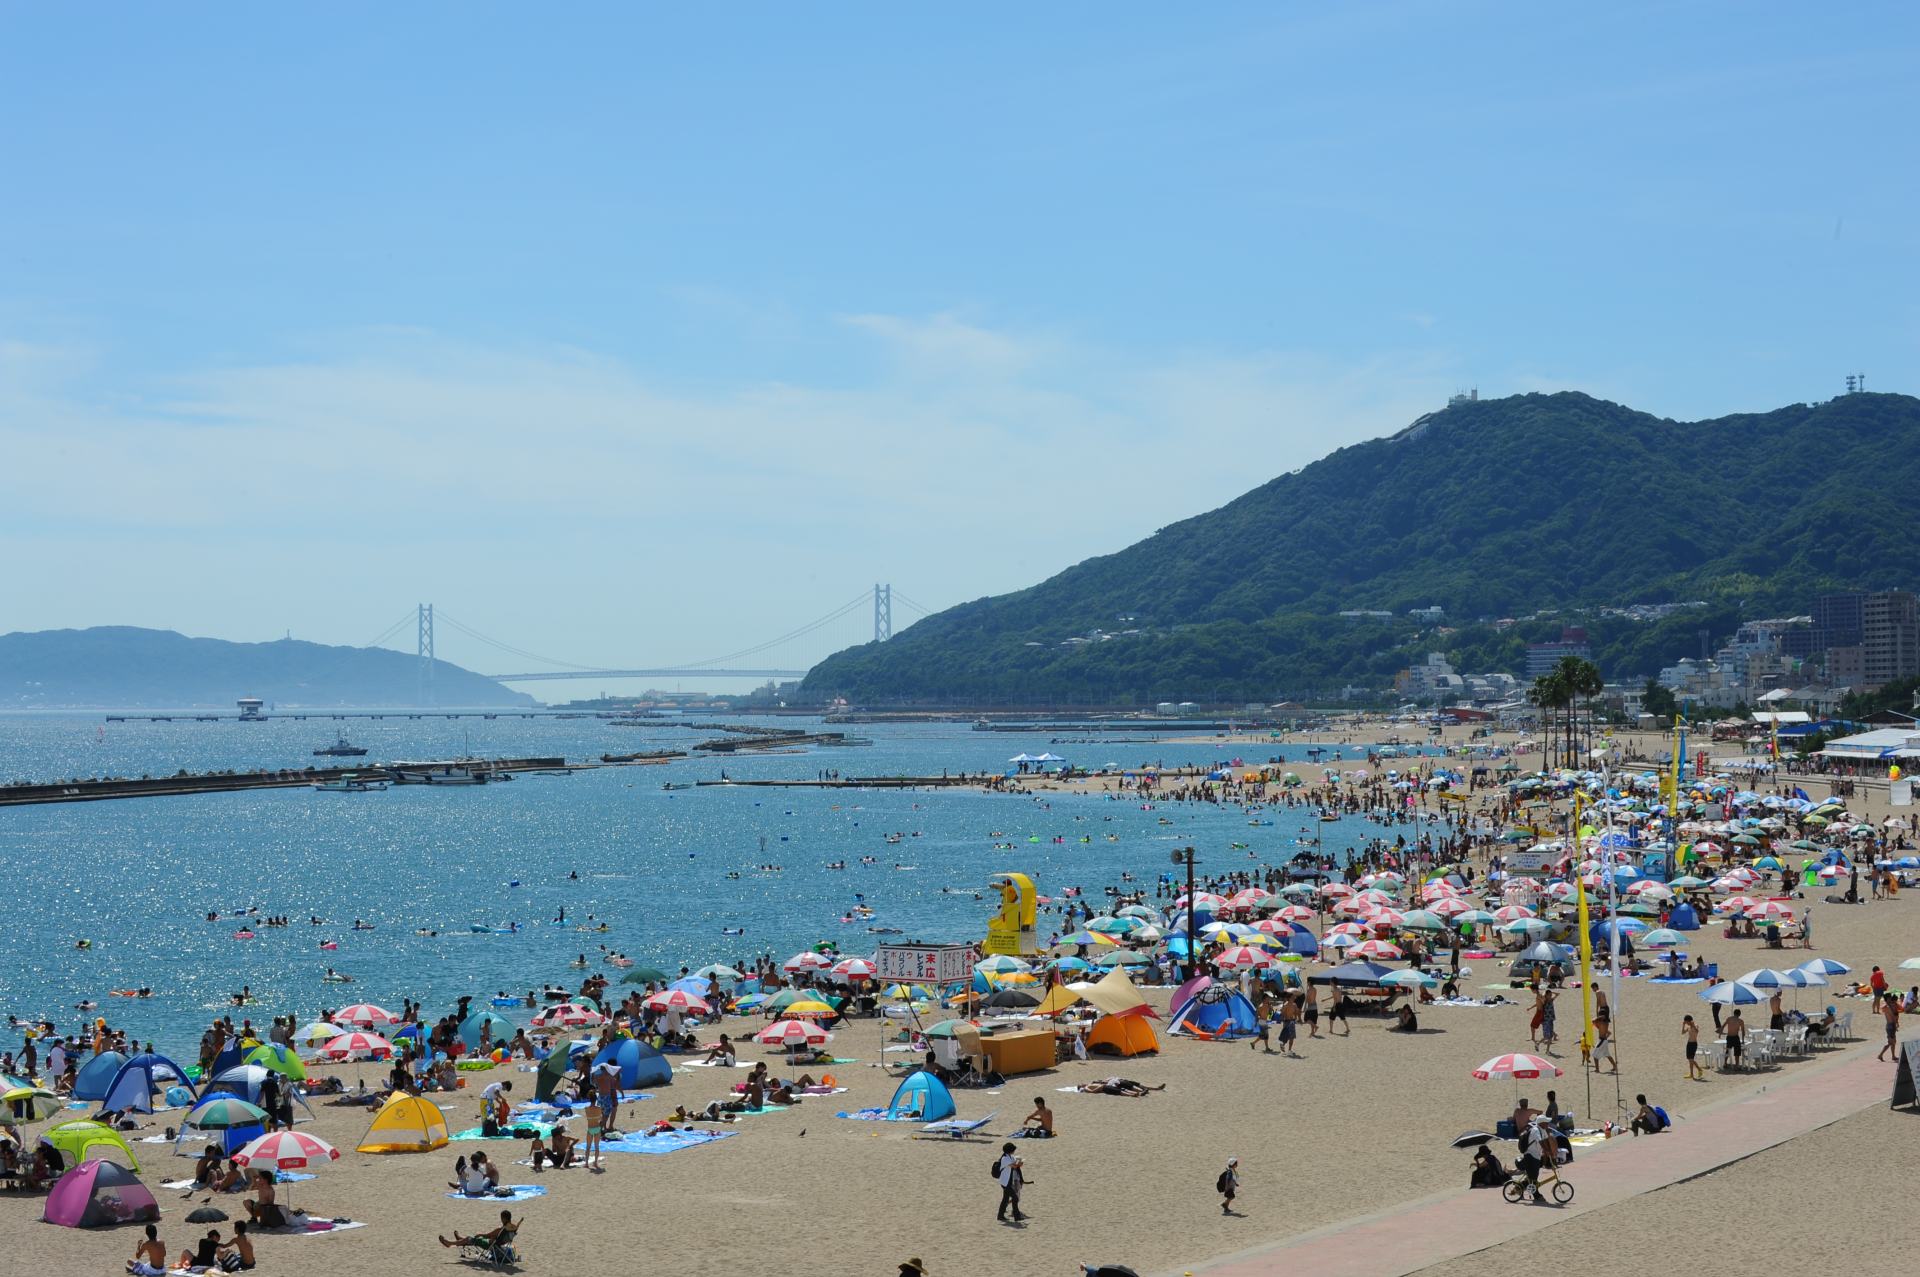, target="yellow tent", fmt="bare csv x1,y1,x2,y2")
1068,966,1152,1019
1086,1014,1160,1057
355,1093,449,1154
41,1120,138,1171
1032,985,1083,1017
